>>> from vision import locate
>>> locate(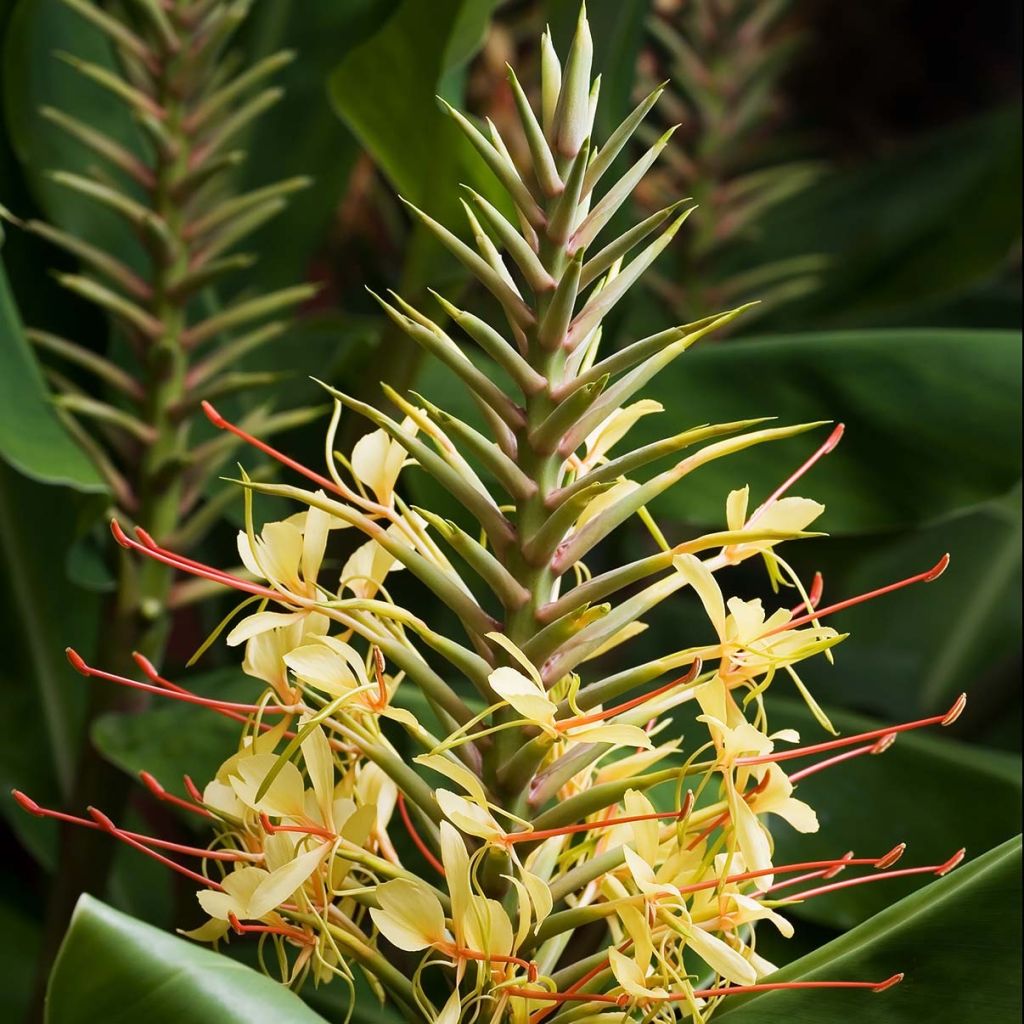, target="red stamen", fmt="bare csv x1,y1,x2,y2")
559,660,702,730
784,850,965,901
228,912,315,946
67,647,292,714
510,973,903,1006
676,846,905,897
788,734,896,782
259,812,336,841
735,695,966,767
450,945,537,979
506,988,628,1006
791,572,824,614
755,424,844,515
686,974,903,999
110,520,286,603
183,774,206,805
202,401,342,497
396,792,445,876
766,854,855,893
777,554,949,633
139,770,213,819
505,804,692,846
